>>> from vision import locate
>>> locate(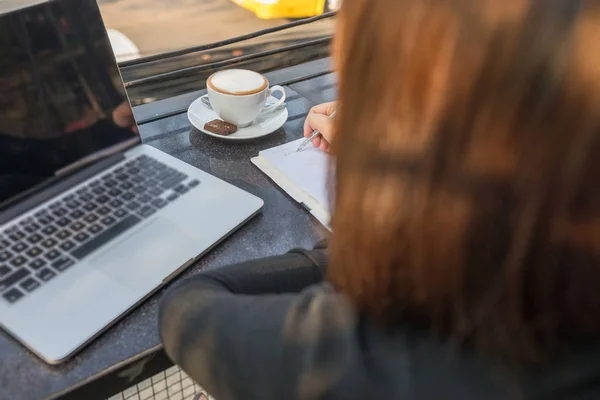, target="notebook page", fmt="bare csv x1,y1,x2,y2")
259,138,330,210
